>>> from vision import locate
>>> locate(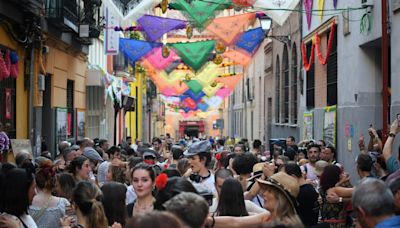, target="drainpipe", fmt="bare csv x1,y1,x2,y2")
29,47,35,156
381,0,389,140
